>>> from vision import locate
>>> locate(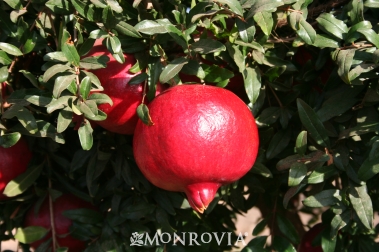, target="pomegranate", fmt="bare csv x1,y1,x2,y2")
298,223,324,252
133,84,259,213
24,194,96,251
85,40,145,135
0,138,32,199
